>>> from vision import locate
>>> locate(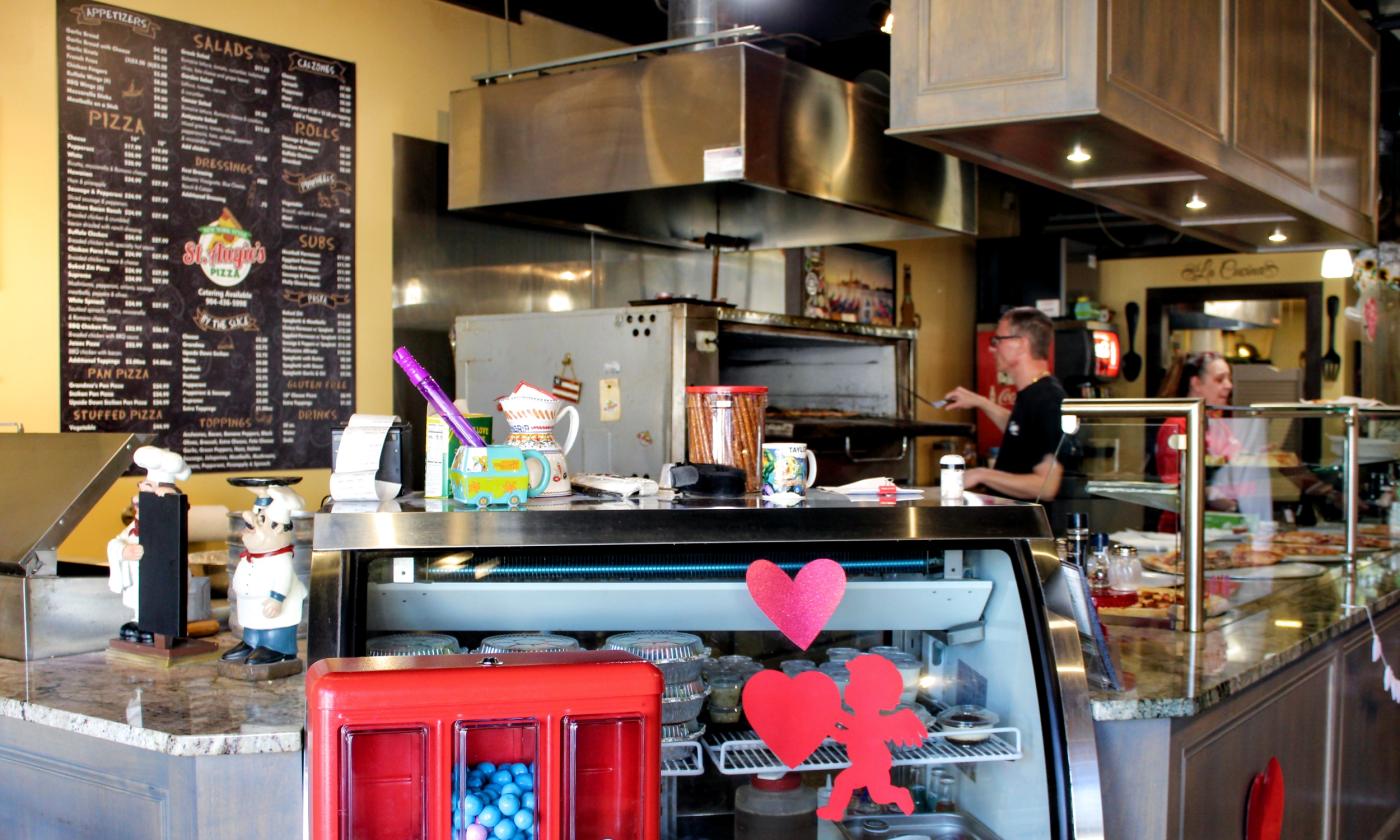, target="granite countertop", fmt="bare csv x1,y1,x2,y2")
0,633,303,756
1091,552,1400,721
